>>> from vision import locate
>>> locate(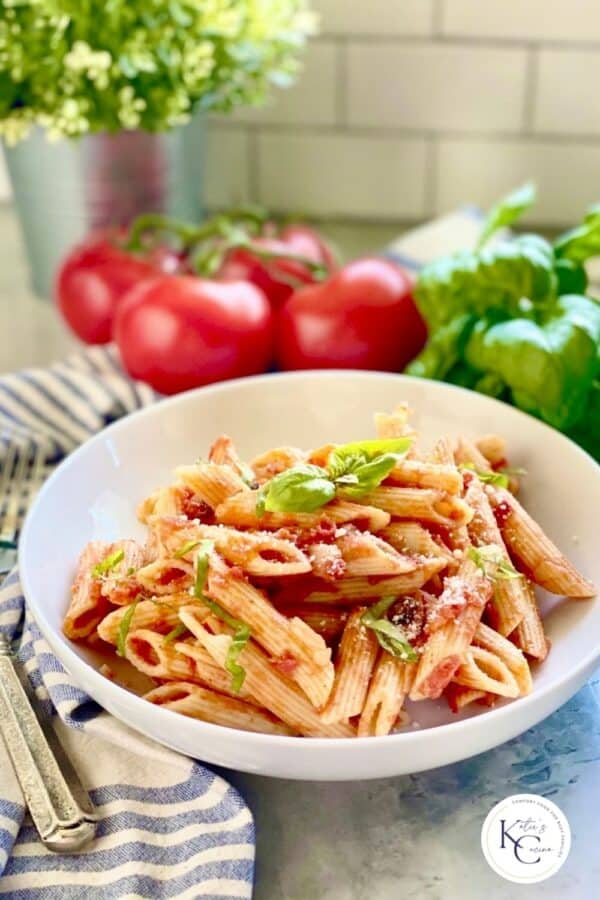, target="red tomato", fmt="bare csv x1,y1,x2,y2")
114,275,274,395
217,224,335,308
55,232,180,345
277,257,427,371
